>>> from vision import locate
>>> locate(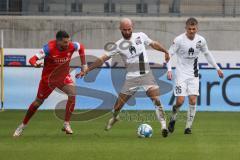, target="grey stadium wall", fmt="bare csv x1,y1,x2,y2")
0,16,239,50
